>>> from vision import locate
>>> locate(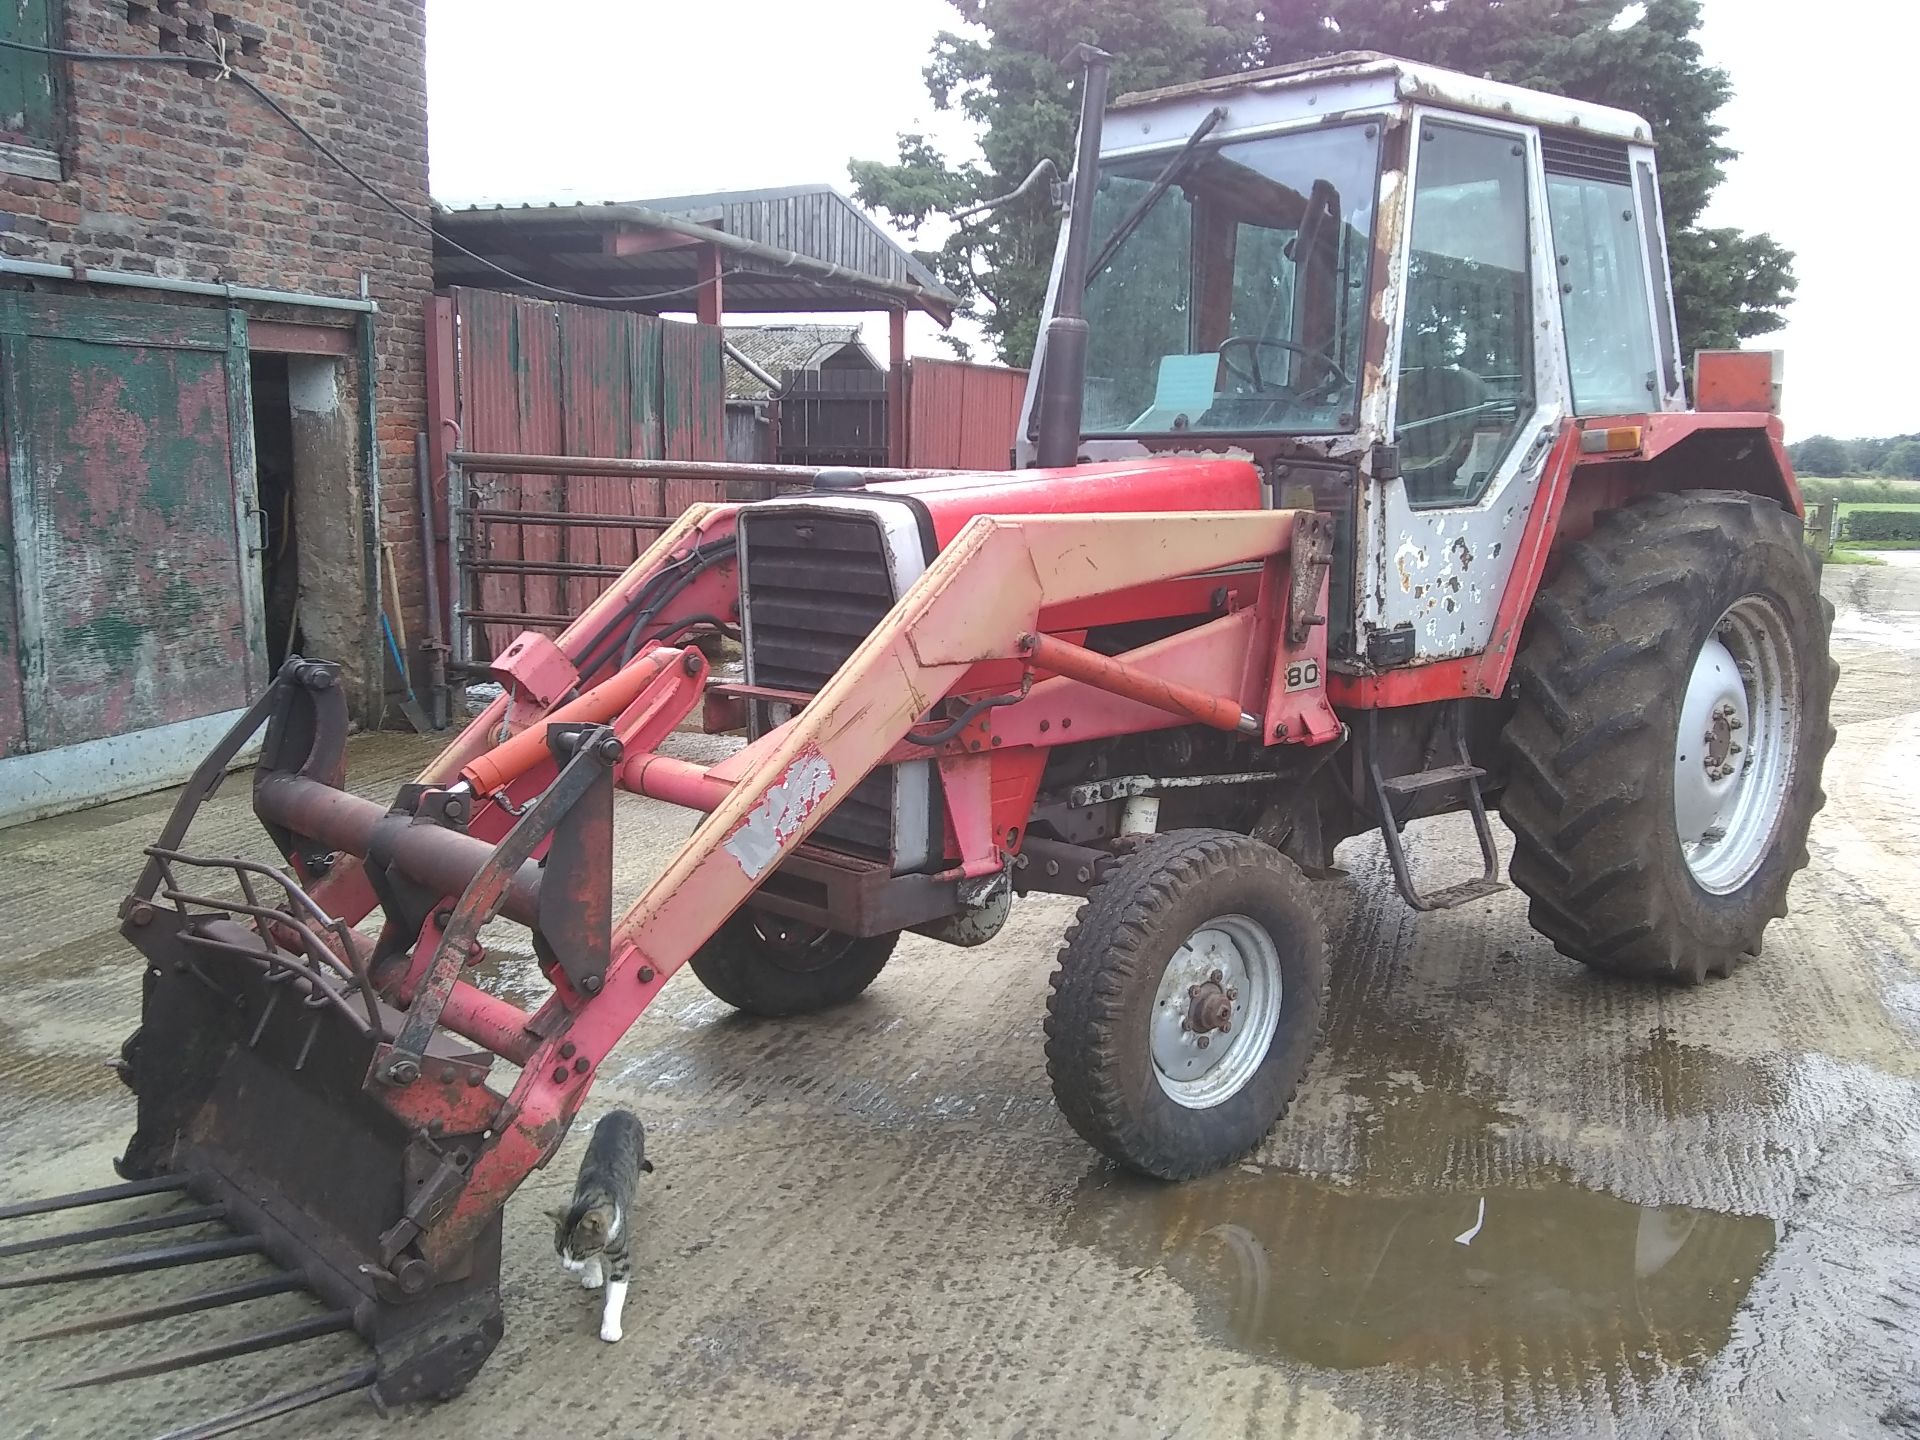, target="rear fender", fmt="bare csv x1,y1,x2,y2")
1330,413,1799,708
